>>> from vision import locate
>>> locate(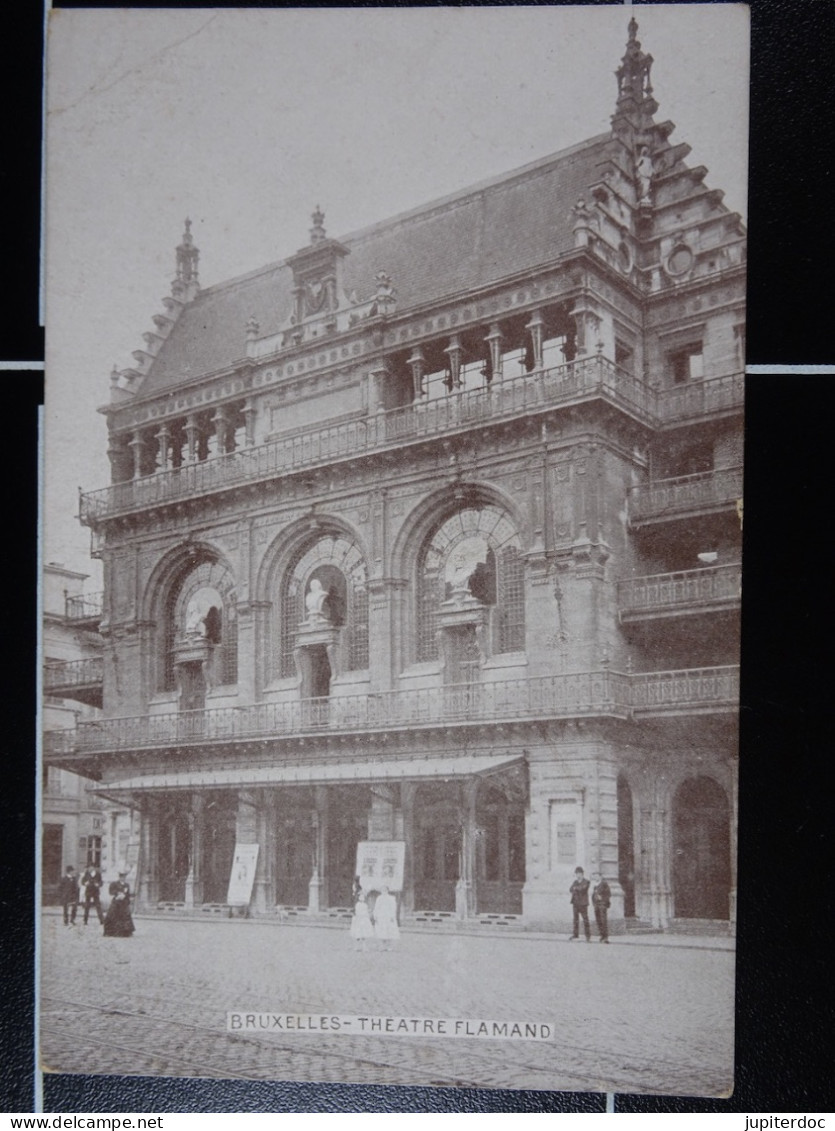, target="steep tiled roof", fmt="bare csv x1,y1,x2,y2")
139,133,611,398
